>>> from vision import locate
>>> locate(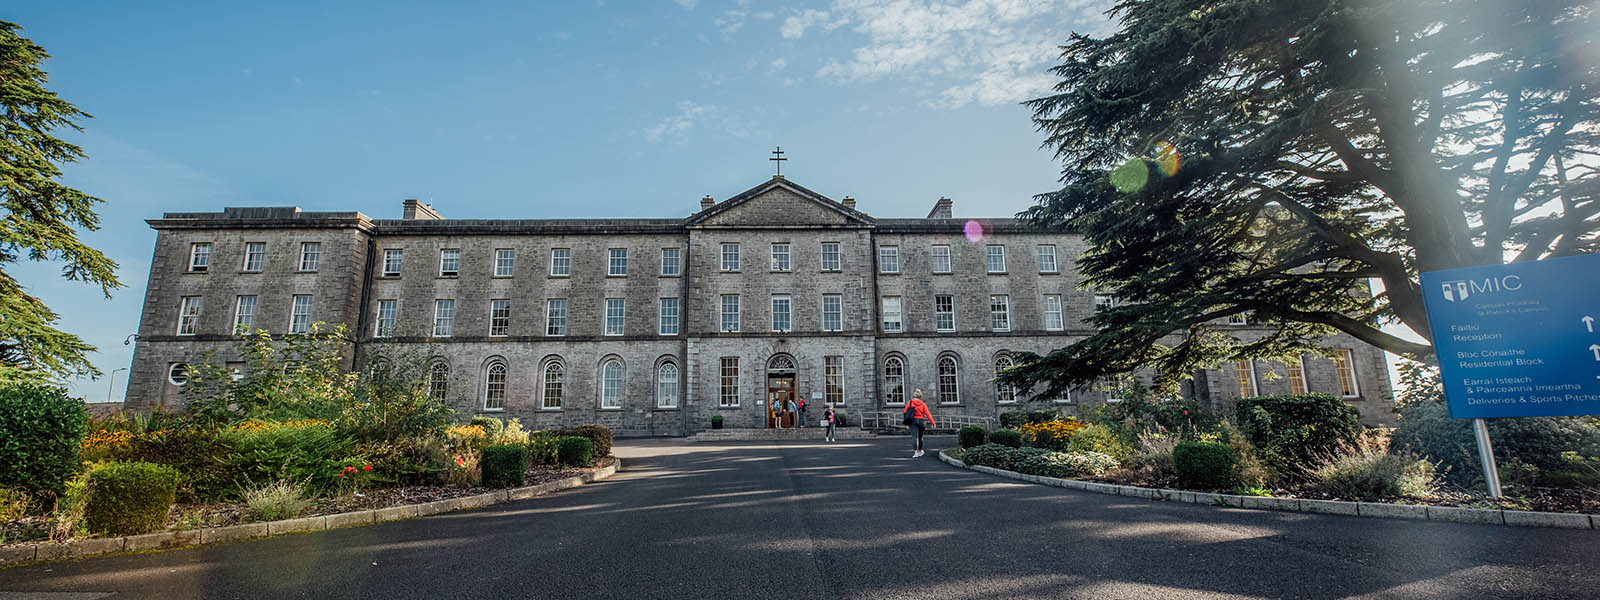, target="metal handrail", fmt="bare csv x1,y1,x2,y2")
858,410,995,432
